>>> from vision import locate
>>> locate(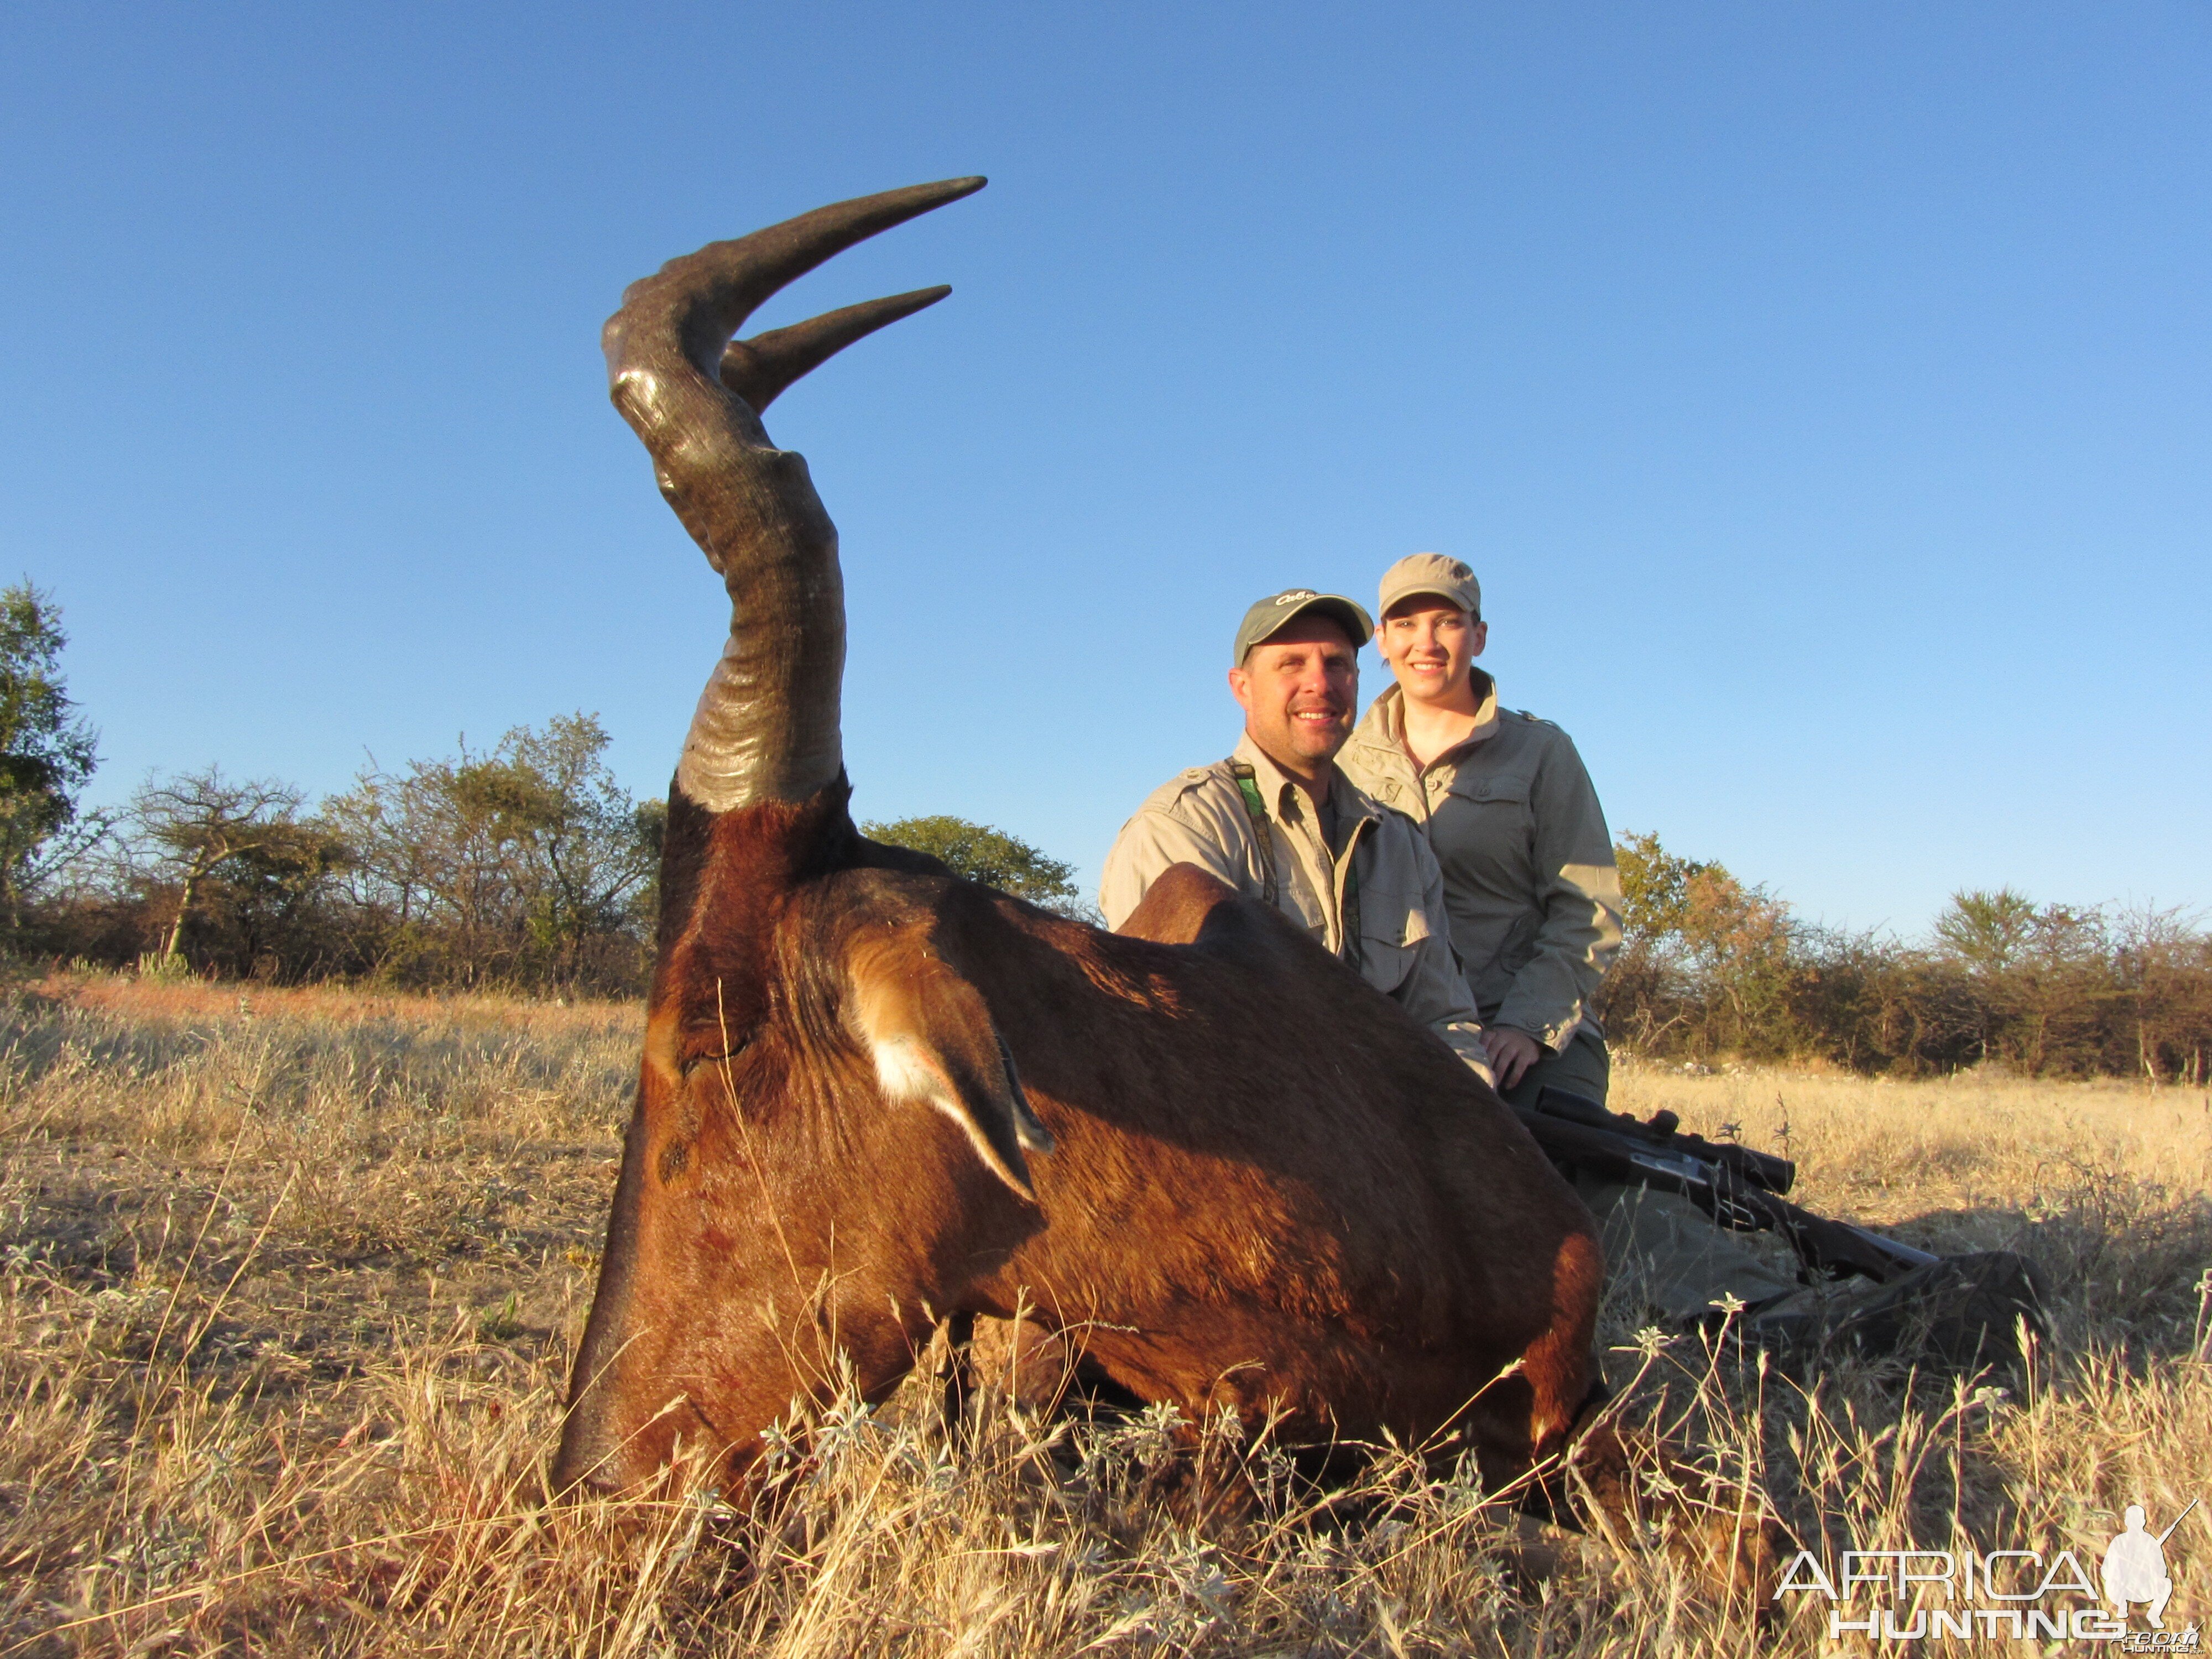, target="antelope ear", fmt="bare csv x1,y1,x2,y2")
842,928,1055,1202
